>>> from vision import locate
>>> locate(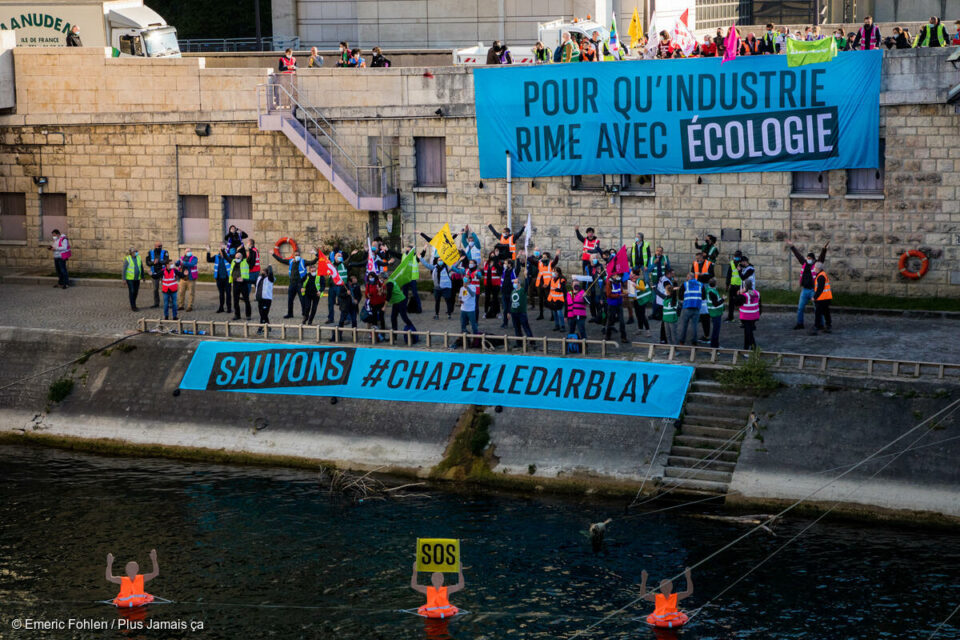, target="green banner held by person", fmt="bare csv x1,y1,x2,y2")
786,37,838,67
